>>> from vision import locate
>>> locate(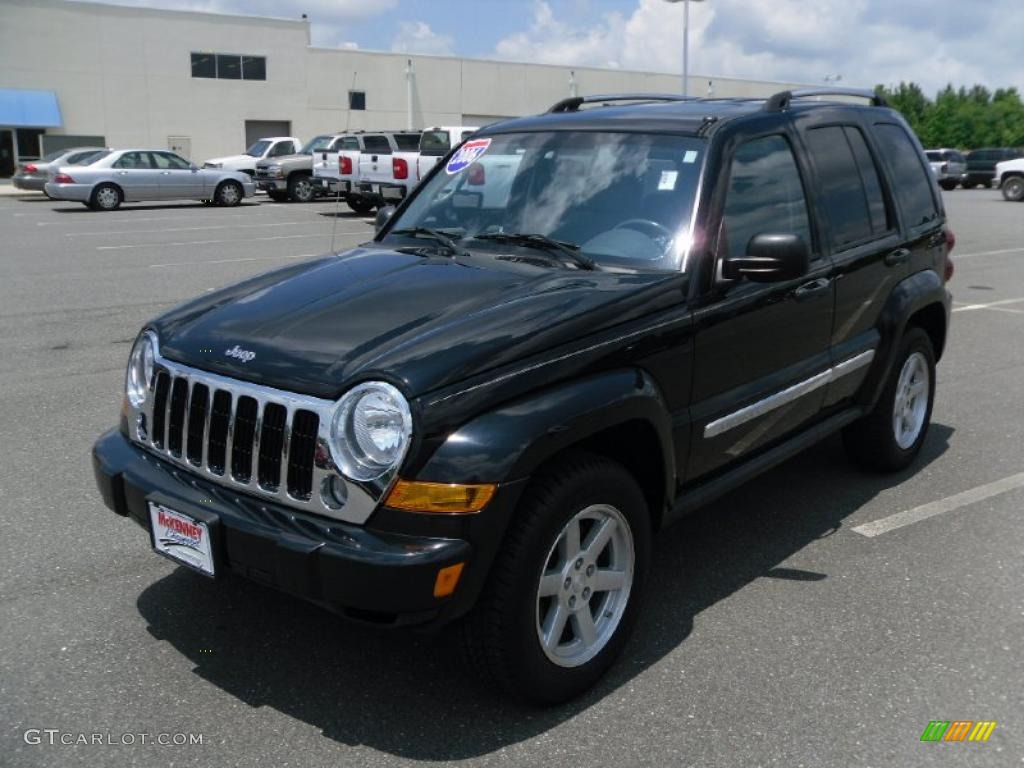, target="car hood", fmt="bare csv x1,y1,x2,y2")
206,154,254,166
256,153,310,168
154,247,680,400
